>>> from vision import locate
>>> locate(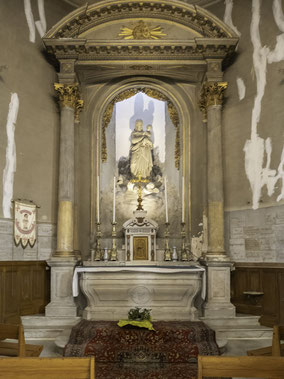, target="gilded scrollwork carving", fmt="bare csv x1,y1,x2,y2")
102,87,180,170
54,83,84,121
198,81,227,119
